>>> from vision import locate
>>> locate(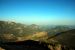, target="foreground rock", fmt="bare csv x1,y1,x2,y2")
0,40,50,50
